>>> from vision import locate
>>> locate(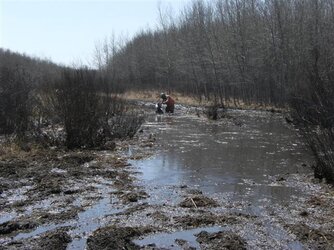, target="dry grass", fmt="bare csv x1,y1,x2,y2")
124,90,216,106
123,90,287,112
0,142,26,160
0,141,49,161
